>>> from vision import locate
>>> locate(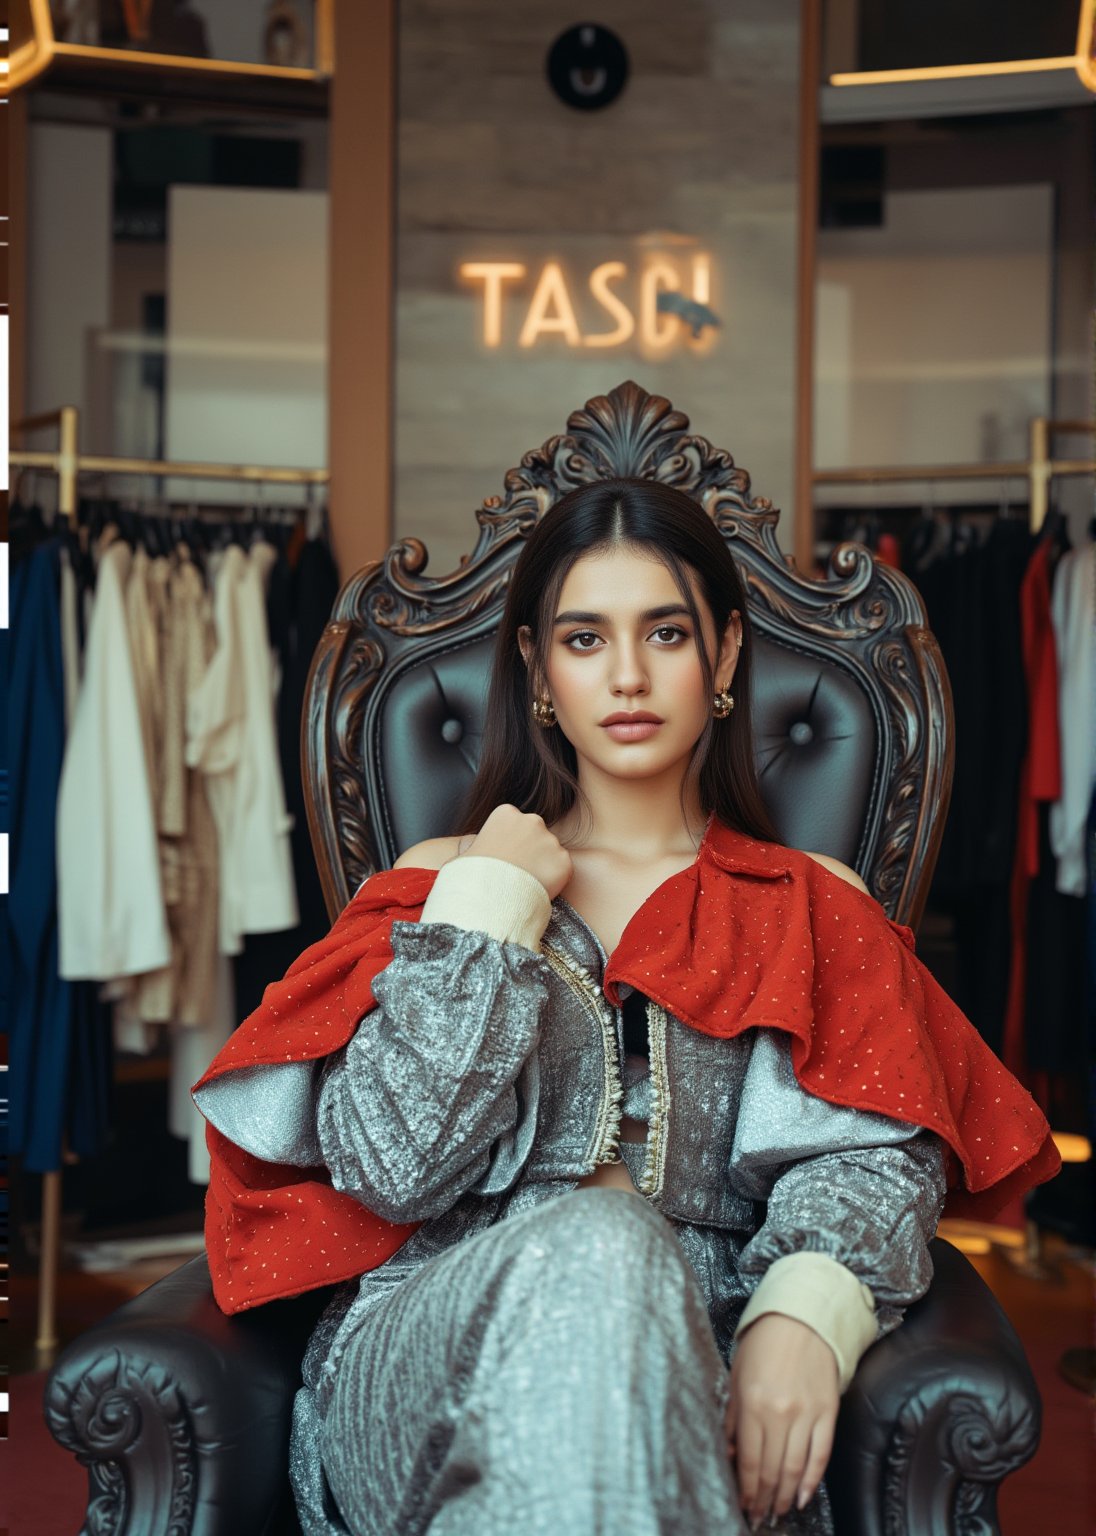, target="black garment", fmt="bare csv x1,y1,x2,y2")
234,537,341,1022
910,520,1033,900
621,986,650,1058
906,519,1034,1053
1025,802,1089,1084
